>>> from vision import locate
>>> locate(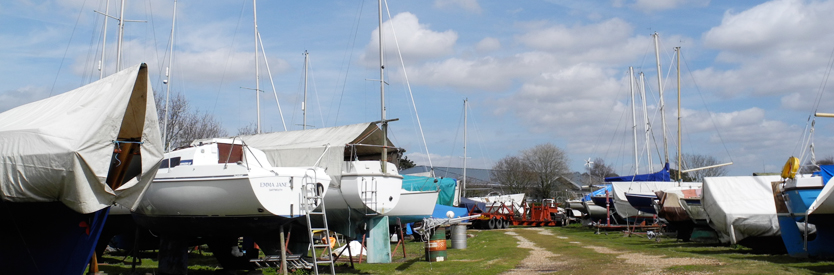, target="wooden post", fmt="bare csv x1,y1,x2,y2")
280,226,288,275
